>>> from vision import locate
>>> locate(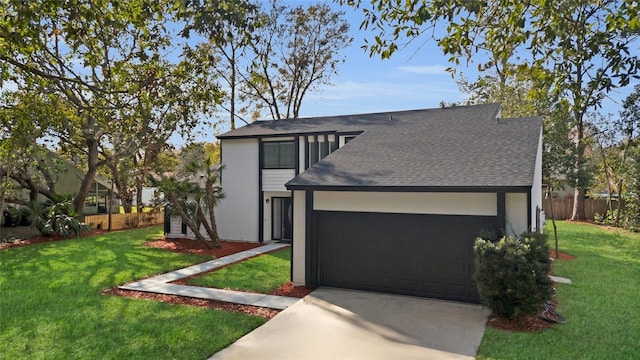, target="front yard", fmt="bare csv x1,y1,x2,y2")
0,226,265,359
478,221,640,359
2,221,638,359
